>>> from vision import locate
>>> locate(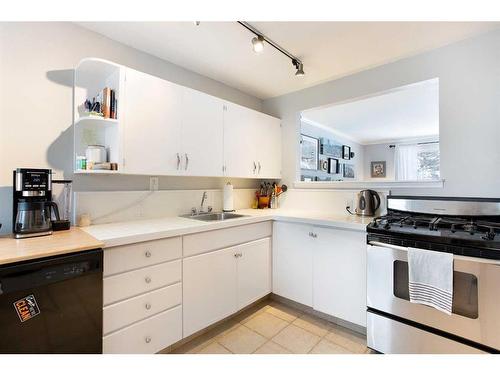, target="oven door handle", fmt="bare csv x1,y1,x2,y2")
368,241,500,265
